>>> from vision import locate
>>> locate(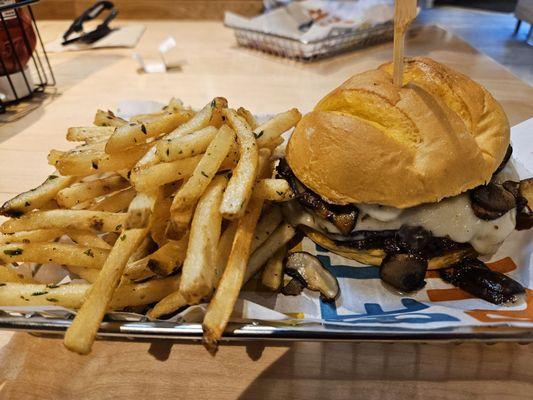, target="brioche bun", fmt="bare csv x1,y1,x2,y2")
303,227,478,270
286,57,510,208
